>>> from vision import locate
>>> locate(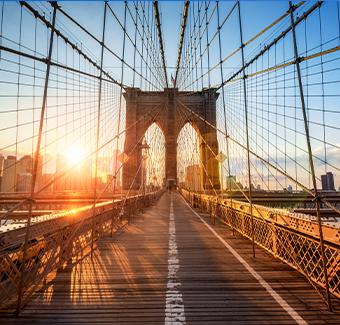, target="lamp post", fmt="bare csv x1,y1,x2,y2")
140,136,150,211
215,151,227,199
